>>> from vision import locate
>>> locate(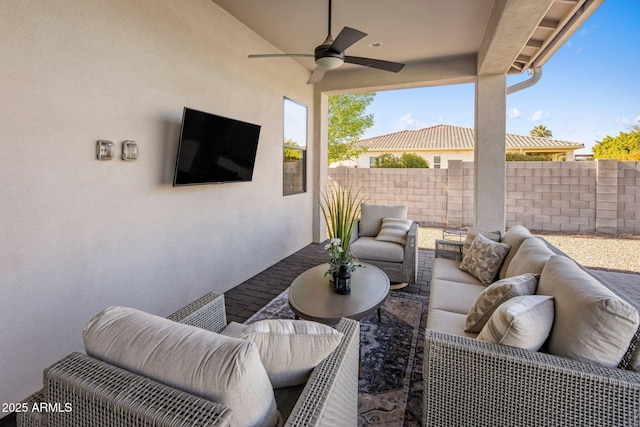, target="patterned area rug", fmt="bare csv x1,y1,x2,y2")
246,289,429,426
